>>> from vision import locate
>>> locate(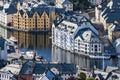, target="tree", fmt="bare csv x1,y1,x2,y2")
86,78,95,80
19,56,24,61
70,0,77,3
50,2,55,6
78,72,86,80
68,76,77,80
